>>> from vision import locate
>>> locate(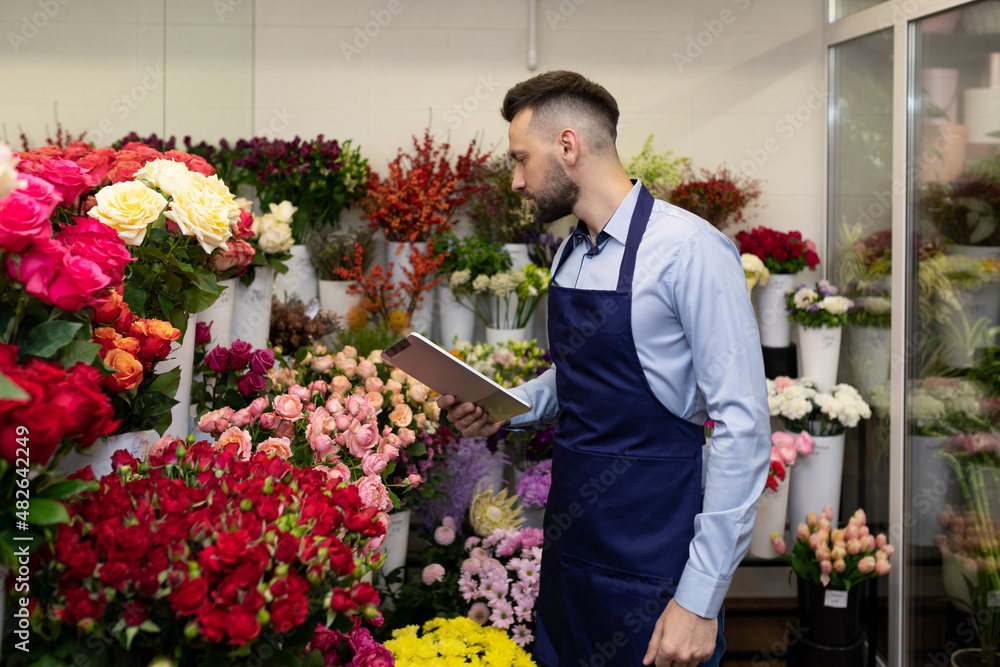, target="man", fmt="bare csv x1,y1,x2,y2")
437,70,770,667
